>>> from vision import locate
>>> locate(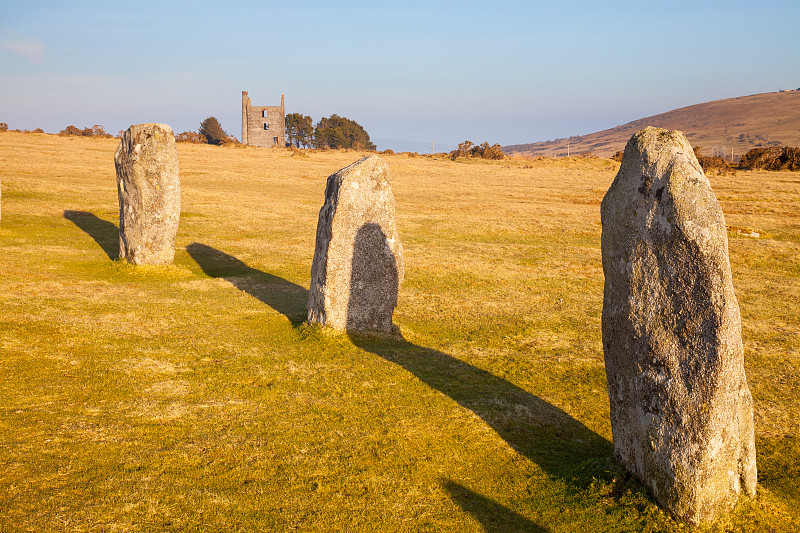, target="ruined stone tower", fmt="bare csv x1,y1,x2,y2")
241,91,286,148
